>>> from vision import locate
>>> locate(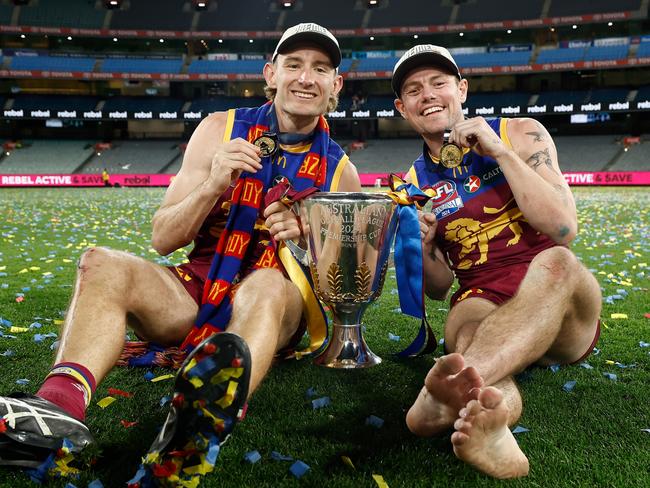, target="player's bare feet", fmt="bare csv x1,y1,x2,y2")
406,353,483,436
451,386,529,479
